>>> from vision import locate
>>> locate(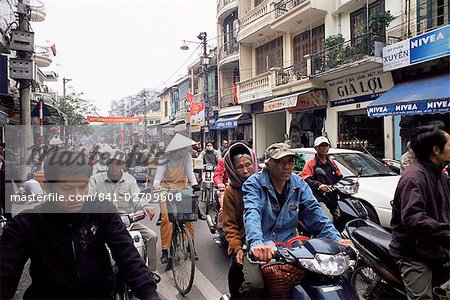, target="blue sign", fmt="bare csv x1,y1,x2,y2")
214,120,238,129
410,25,450,64
368,98,450,117
383,25,450,71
